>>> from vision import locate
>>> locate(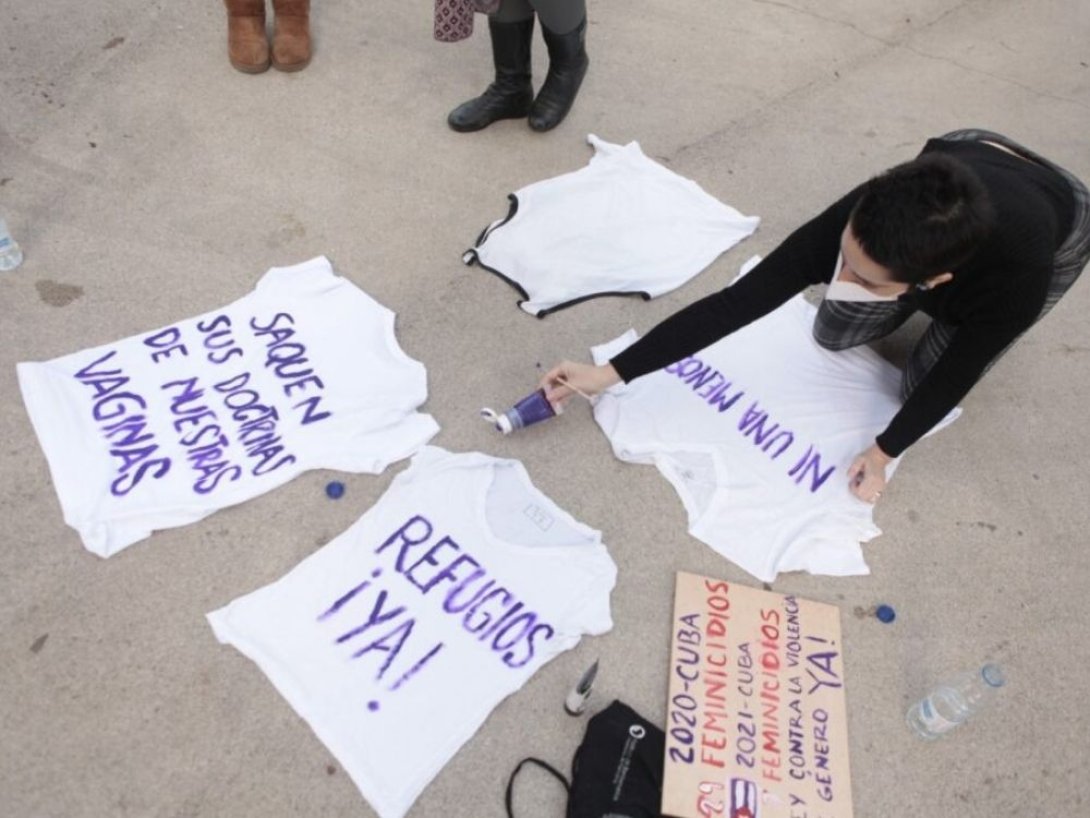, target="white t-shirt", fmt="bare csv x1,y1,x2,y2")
17,256,439,557
208,447,616,818
465,134,760,317
591,258,959,582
